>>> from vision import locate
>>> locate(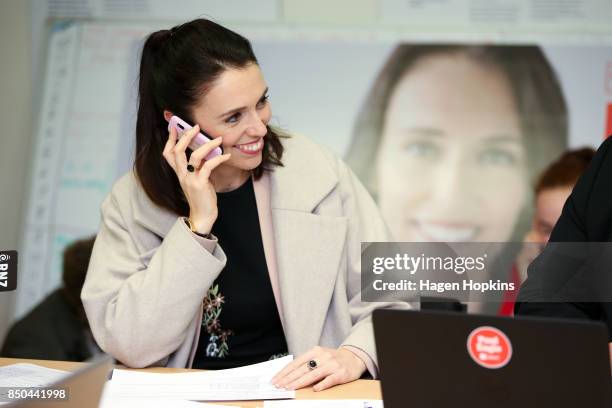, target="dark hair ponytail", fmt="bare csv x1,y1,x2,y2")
134,19,284,216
